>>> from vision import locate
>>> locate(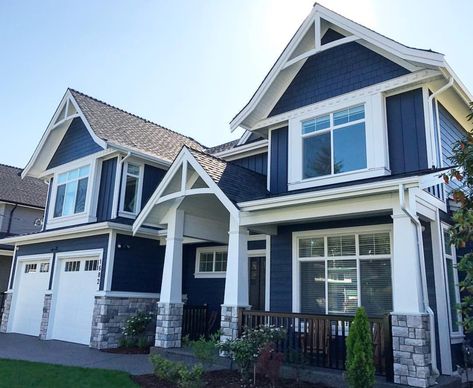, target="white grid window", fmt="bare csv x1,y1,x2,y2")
65,261,80,272
54,166,90,218
297,231,392,316
24,264,37,273
85,259,99,272
40,263,50,273
195,247,228,278
120,162,142,215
